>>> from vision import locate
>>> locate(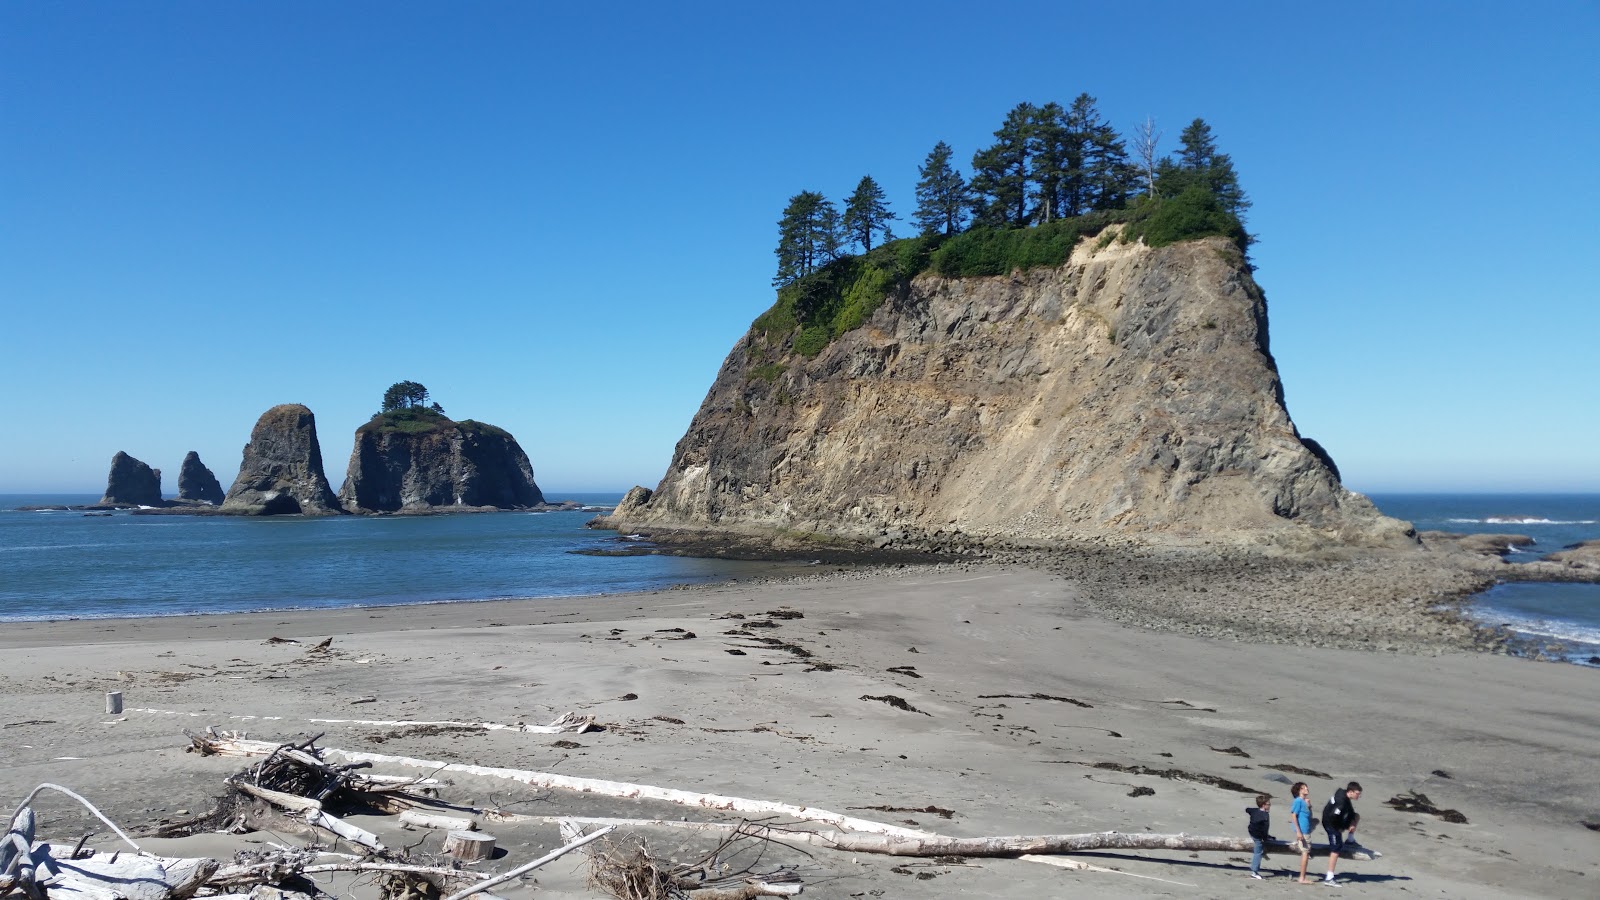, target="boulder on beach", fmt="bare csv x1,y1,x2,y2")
221,404,343,516
100,451,163,507
176,451,225,505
